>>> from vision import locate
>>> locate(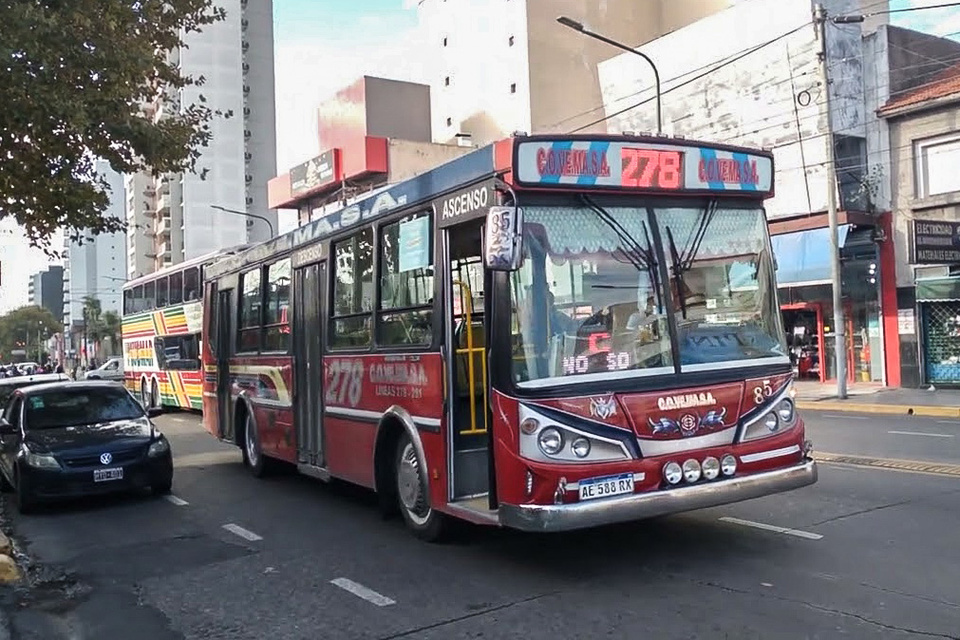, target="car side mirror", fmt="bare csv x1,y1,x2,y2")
146,407,163,418
0,418,15,436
